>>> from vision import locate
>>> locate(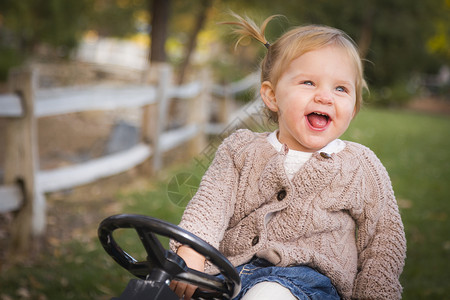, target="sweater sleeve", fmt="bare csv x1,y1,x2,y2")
170,135,239,252
351,150,407,299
